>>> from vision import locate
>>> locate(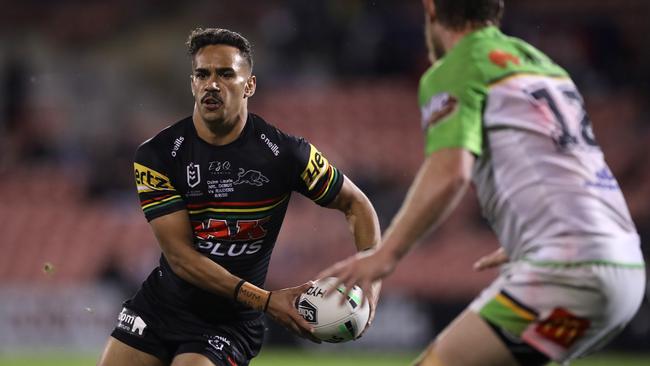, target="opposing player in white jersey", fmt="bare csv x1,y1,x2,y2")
319,0,646,365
